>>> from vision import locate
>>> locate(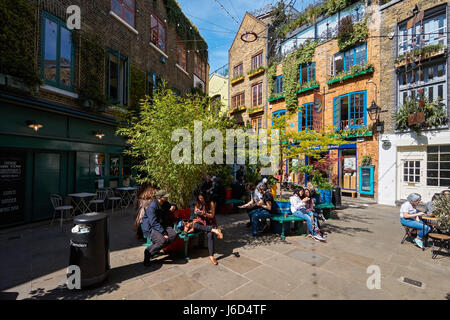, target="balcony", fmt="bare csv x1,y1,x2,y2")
395,43,446,68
